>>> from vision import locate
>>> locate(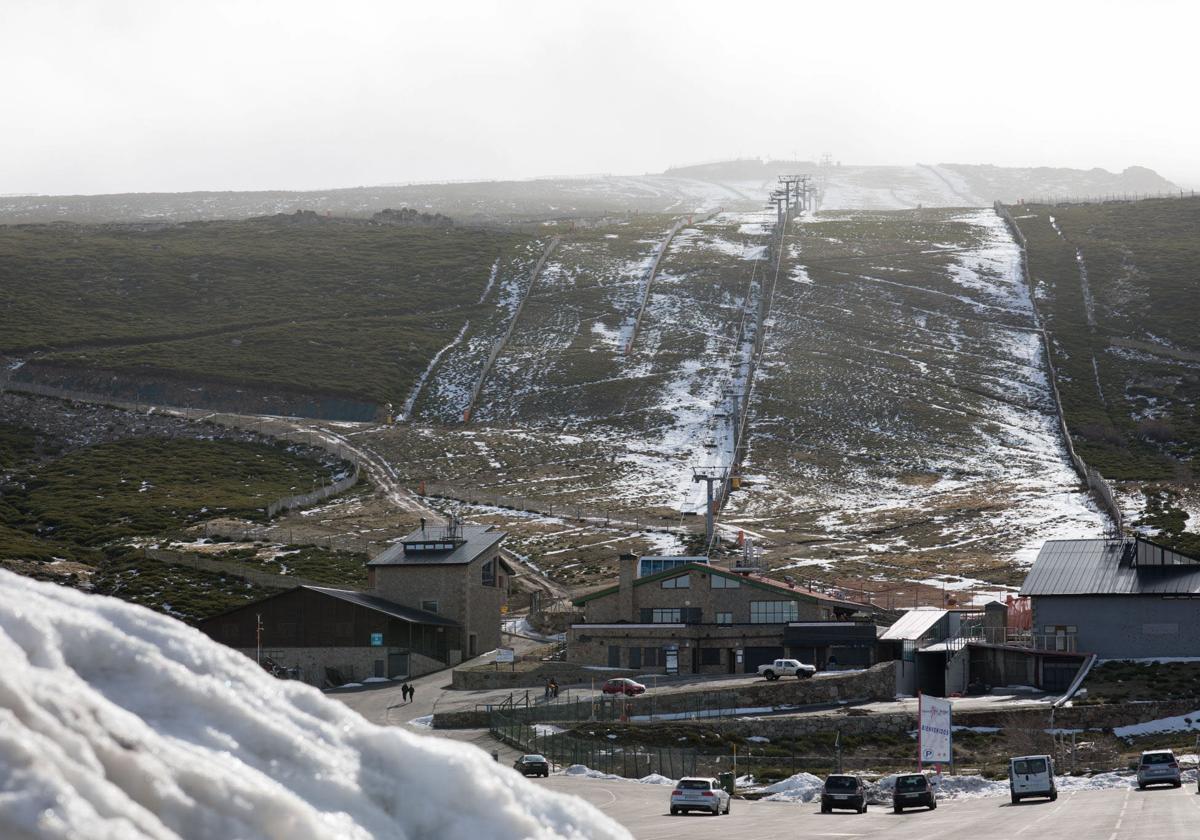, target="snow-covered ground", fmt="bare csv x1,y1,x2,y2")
0,571,629,839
